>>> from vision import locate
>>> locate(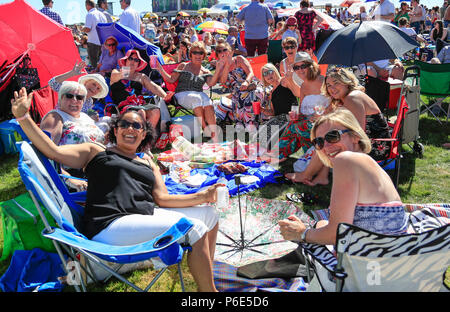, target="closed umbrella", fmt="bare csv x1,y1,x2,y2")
316,21,420,66
0,0,82,86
